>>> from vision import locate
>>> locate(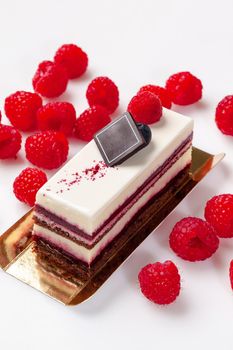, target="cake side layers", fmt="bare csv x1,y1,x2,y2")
34,137,192,246
35,109,194,235
33,147,191,264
